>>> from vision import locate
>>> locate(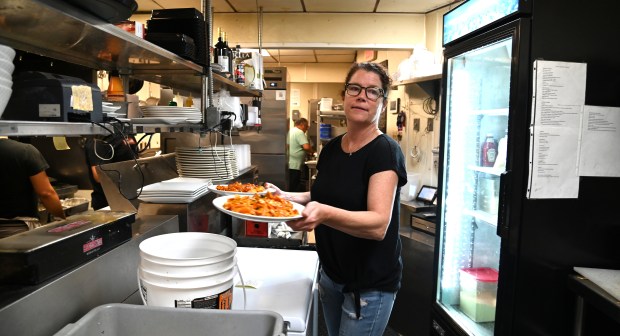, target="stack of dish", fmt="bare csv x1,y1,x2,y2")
224,144,251,171
102,102,126,118
0,44,15,118
175,146,239,181
136,106,202,124
138,177,210,203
